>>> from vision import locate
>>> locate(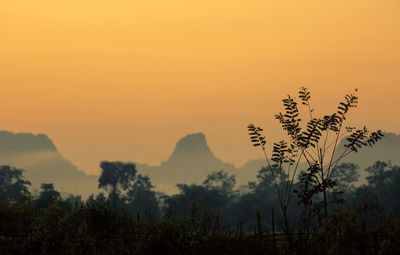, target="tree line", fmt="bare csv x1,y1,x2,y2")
1,160,400,254
1,160,400,227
